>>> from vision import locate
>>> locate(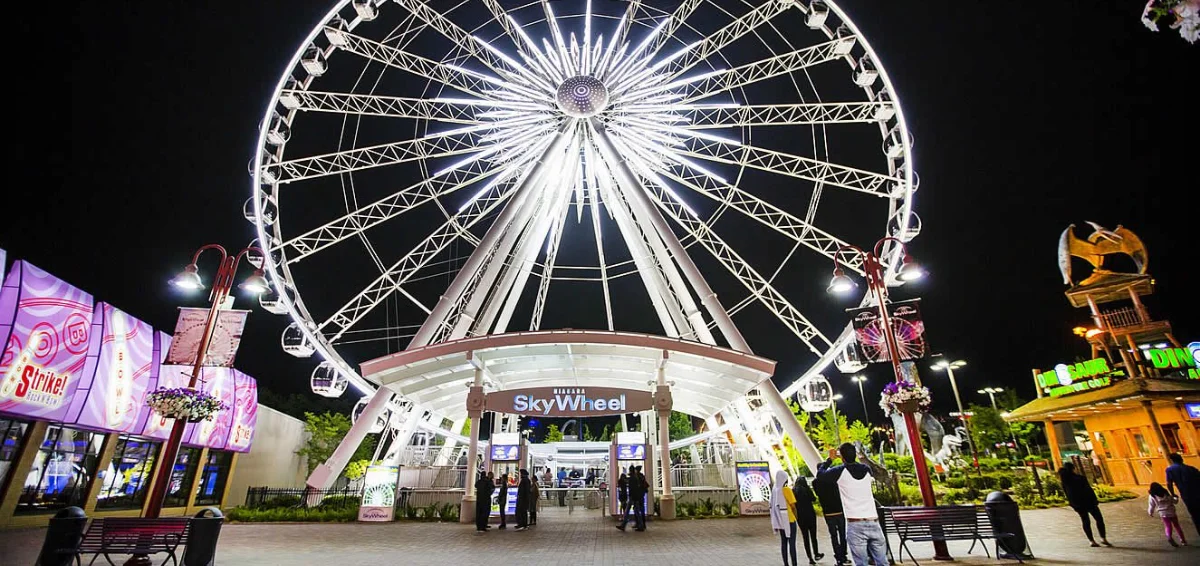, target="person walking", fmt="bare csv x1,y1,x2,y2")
515,469,532,531
771,471,800,566
1148,481,1188,547
529,474,541,526
474,471,494,533
497,472,510,530
792,477,825,565
618,466,649,531
814,444,887,566
812,454,848,565
557,467,568,506
1059,462,1111,547
617,469,630,521
1166,452,1200,537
